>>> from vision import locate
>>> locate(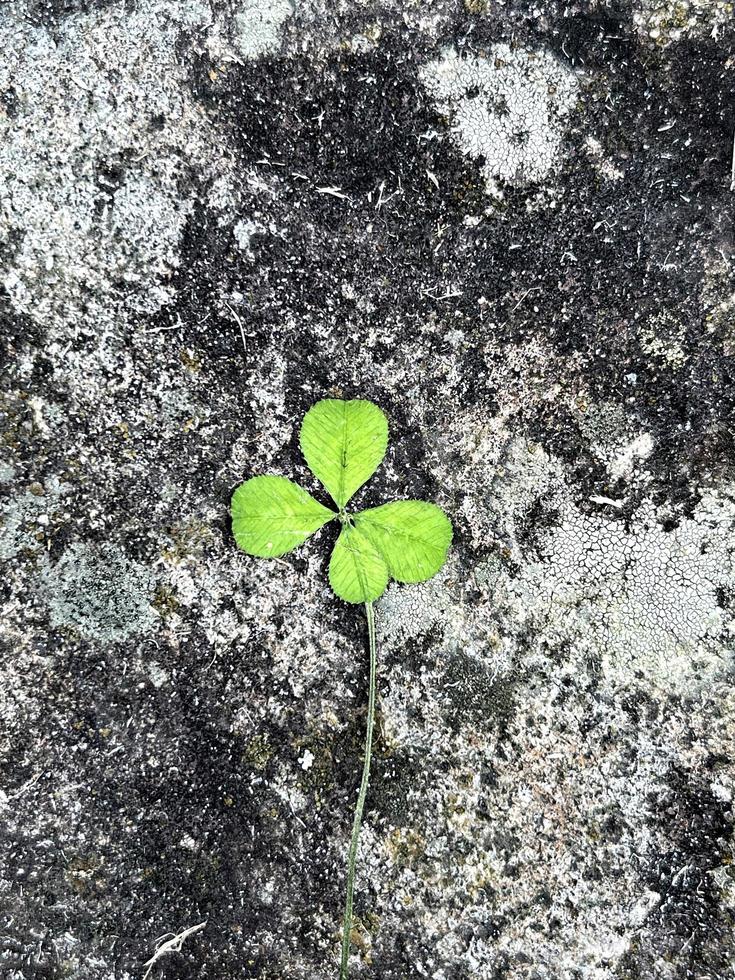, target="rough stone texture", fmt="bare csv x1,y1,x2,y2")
1,1,734,978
